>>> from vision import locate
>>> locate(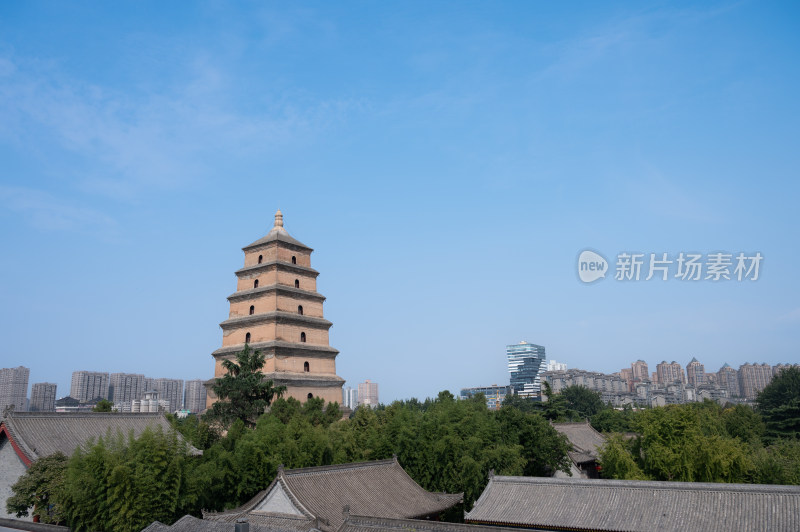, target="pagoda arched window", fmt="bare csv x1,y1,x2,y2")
298,305,303,315
258,255,263,264
294,279,300,289
249,305,255,315
304,361,310,372
307,393,313,399
292,256,297,264
245,332,251,344
300,332,306,343
254,279,259,289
